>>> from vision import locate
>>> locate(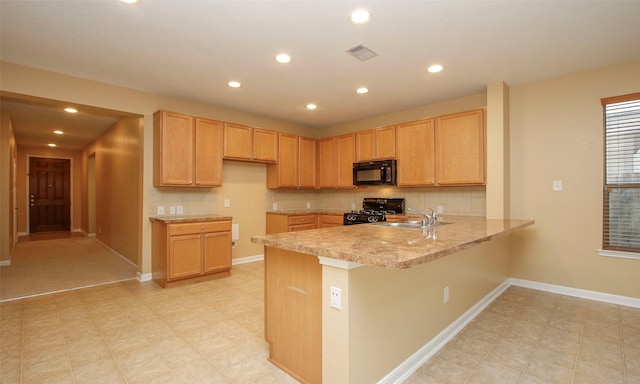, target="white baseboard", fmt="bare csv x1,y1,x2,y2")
95,239,138,270
378,279,511,384
508,278,640,308
232,254,264,265
137,272,152,282
0,260,11,267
